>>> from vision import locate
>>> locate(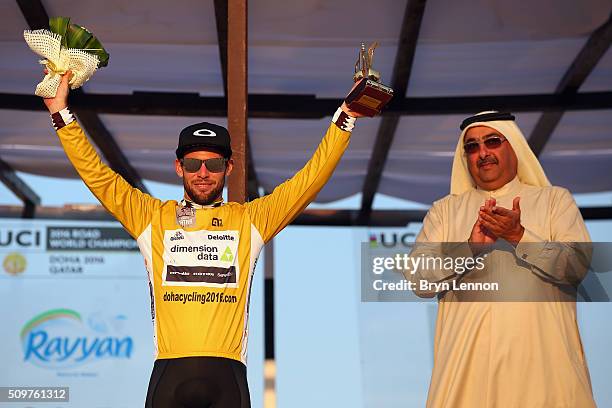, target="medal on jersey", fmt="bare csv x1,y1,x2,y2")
176,198,224,227
176,205,196,227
